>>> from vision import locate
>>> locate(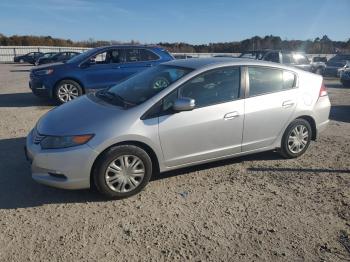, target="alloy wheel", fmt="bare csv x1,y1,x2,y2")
57,83,79,103
153,78,169,89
